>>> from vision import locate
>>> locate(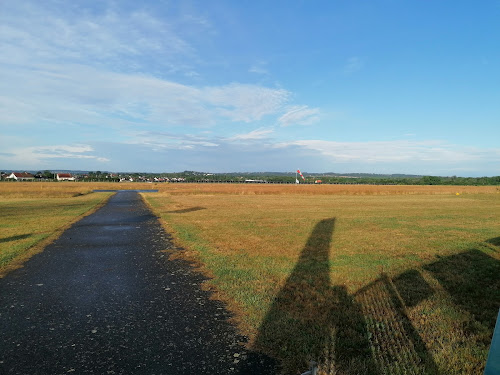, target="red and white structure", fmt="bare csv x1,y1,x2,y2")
296,169,305,184
7,172,35,181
